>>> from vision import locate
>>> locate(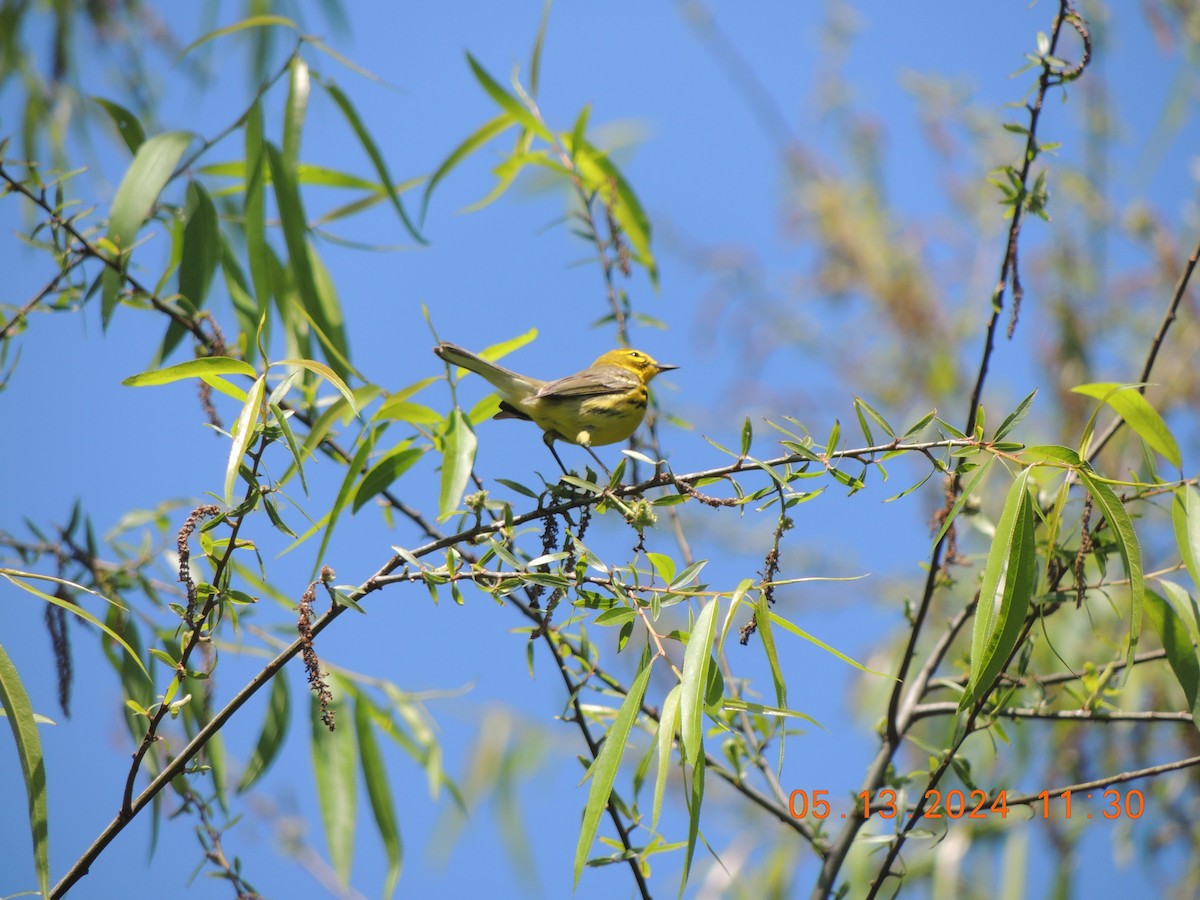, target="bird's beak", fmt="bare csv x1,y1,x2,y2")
656,363,679,372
